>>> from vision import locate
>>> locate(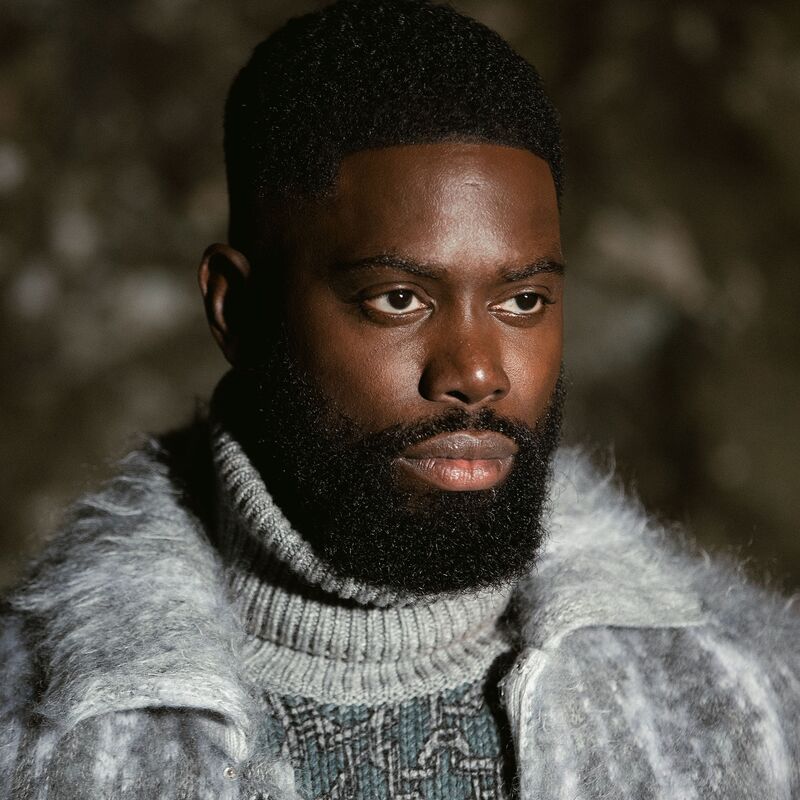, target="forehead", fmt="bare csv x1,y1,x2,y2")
283,142,561,268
